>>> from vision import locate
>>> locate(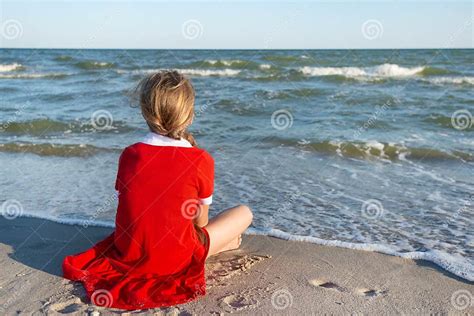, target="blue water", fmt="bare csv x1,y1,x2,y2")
0,49,473,280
